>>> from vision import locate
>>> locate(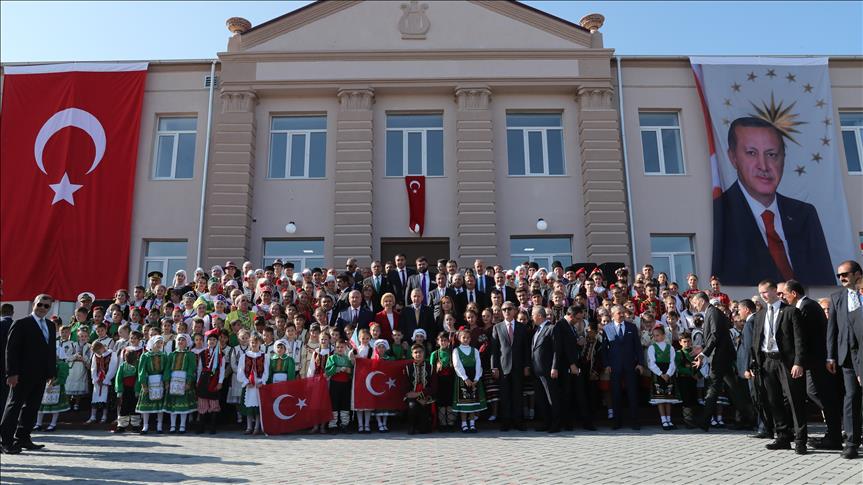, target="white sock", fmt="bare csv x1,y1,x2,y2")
376,415,384,427
50,413,59,427
102,408,108,420
254,417,261,432
170,414,178,428
381,416,388,428
156,413,164,431
89,409,97,420
179,414,187,430
246,416,254,431
142,414,150,431
37,412,44,426
363,411,371,427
